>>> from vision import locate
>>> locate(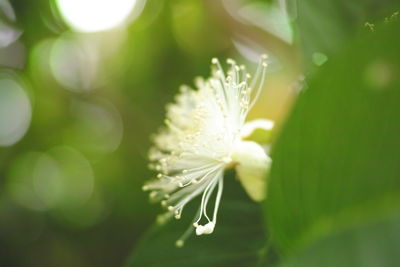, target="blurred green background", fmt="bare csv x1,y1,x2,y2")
0,0,399,266
0,0,296,266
